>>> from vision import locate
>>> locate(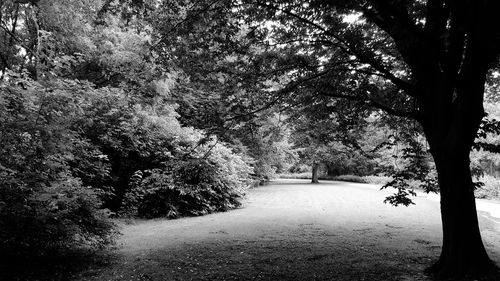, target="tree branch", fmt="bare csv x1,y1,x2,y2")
320,91,417,119
225,69,333,122
152,0,223,48
257,1,418,97
361,0,438,81
0,20,36,58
